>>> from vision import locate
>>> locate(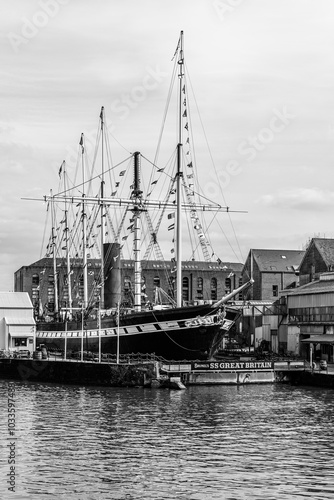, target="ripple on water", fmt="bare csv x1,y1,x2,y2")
1,382,334,499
